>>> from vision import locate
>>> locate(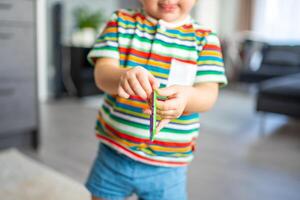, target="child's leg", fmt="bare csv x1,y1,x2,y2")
85,143,134,200
135,166,188,200
123,157,188,200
